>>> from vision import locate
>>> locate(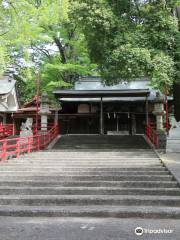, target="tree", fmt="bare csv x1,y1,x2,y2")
71,0,179,93
0,0,96,103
